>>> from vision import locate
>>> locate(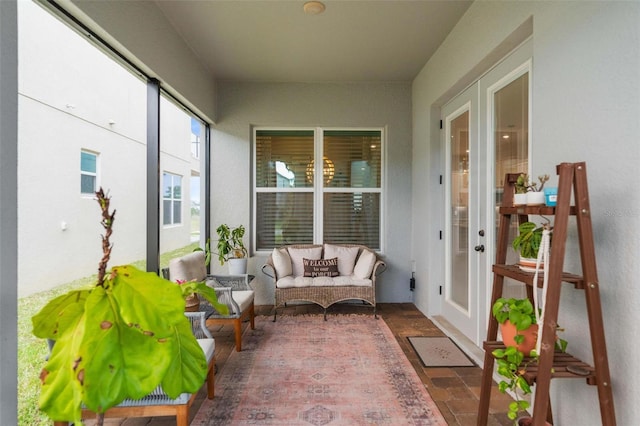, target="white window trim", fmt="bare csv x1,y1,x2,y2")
252,126,385,253
80,149,99,197
163,172,183,227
